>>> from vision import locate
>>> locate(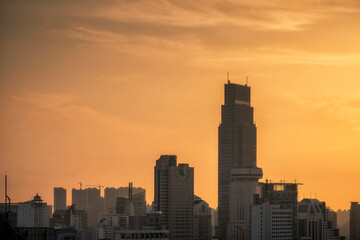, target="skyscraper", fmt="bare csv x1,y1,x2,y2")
54,187,66,211
154,155,194,240
218,81,263,240
350,202,360,240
